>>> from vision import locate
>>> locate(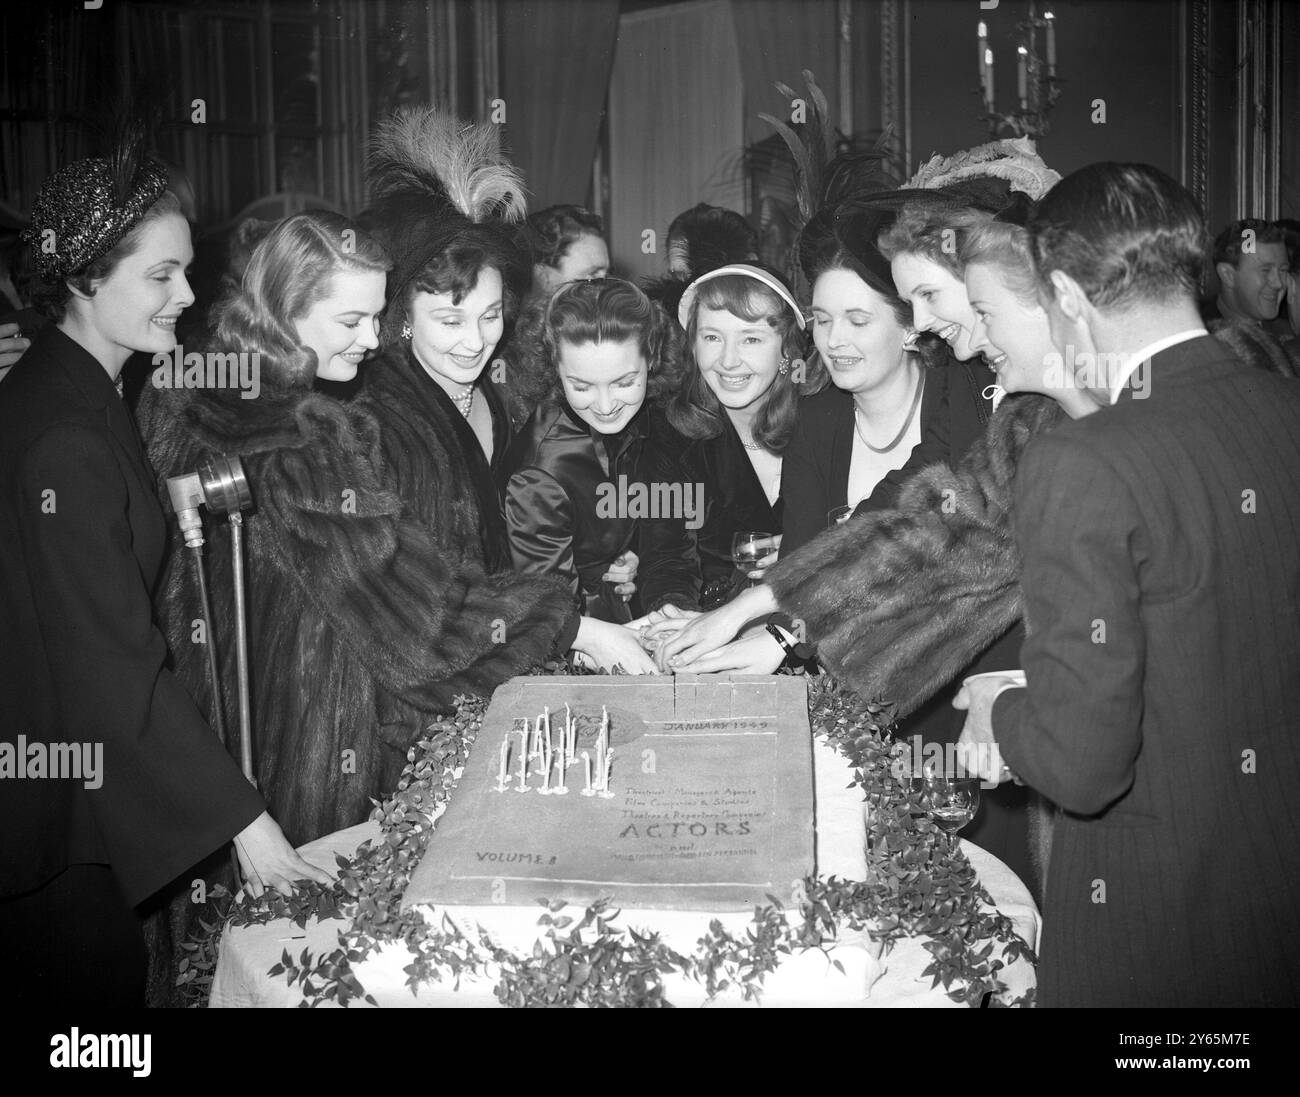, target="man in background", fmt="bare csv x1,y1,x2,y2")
1203,217,1291,332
